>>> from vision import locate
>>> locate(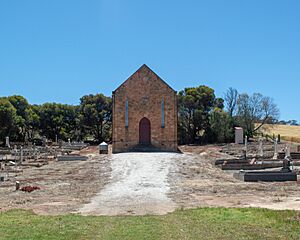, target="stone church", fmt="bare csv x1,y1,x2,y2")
112,64,178,153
